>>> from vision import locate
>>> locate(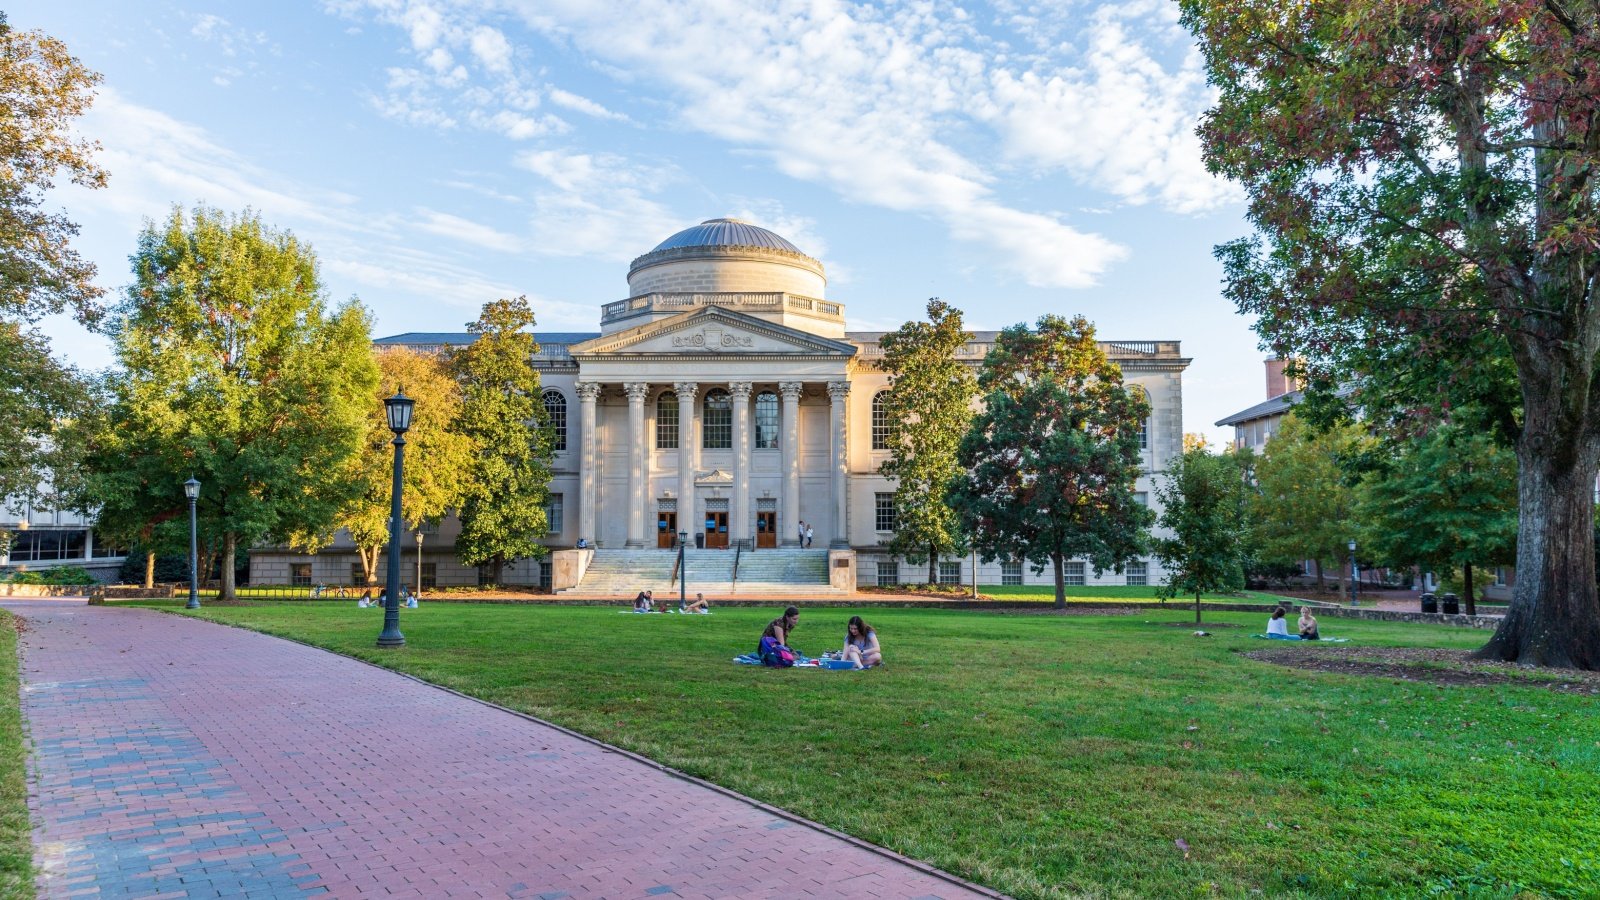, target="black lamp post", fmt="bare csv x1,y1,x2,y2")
377,390,414,648
1348,539,1359,607
184,477,201,609
678,529,688,608
414,529,425,600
